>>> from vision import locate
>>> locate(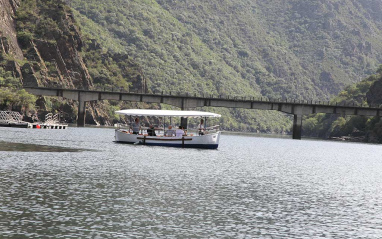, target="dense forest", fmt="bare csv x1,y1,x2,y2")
1,0,382,139
303,67,382,142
